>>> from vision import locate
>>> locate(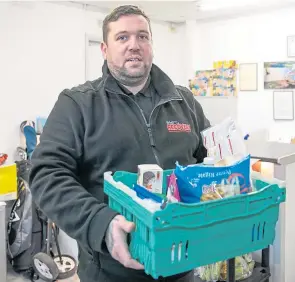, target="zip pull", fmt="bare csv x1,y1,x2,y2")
147,125,155,146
